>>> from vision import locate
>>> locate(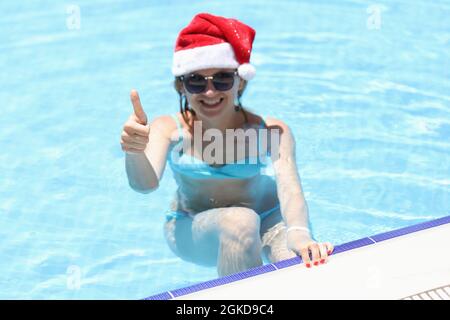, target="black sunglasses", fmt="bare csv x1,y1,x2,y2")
180,71,238,94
